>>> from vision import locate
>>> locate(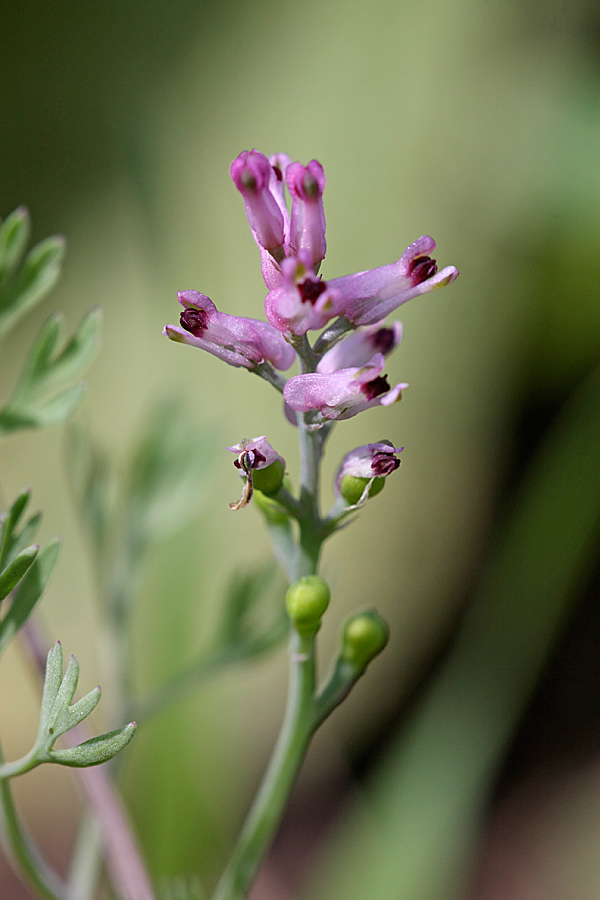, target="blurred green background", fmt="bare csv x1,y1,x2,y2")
1,0,600,897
